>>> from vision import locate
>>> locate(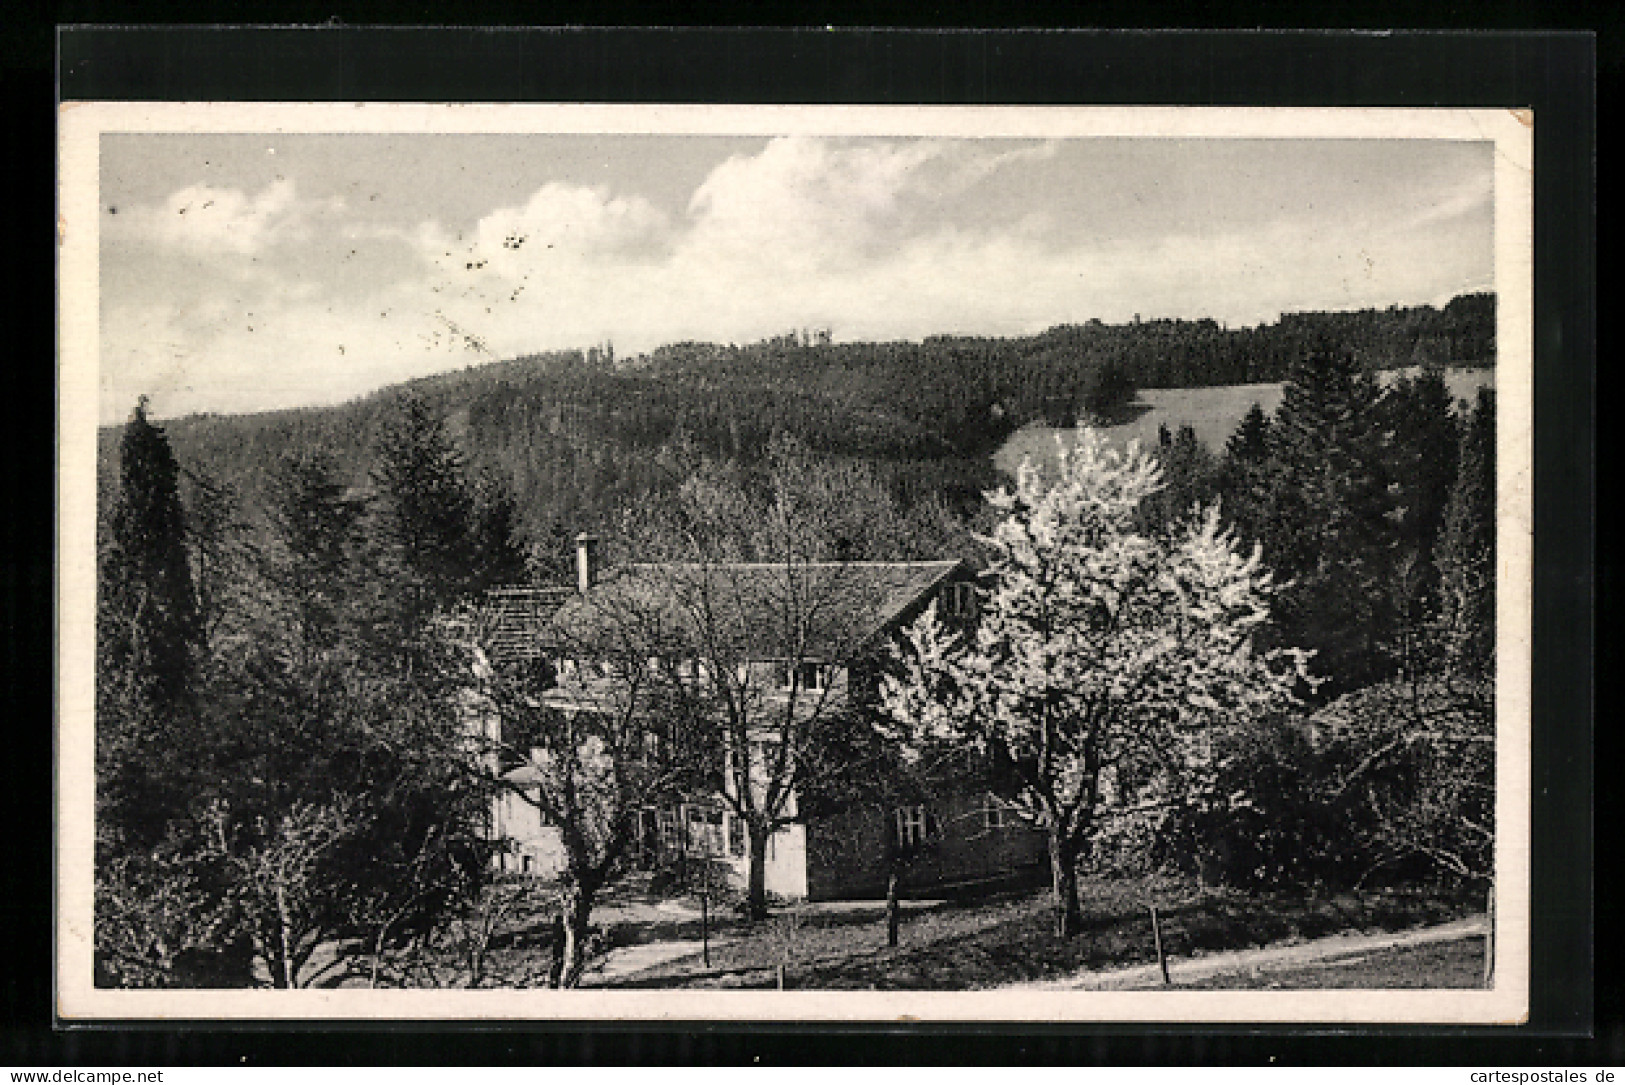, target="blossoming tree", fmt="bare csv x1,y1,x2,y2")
881,429,1310,937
